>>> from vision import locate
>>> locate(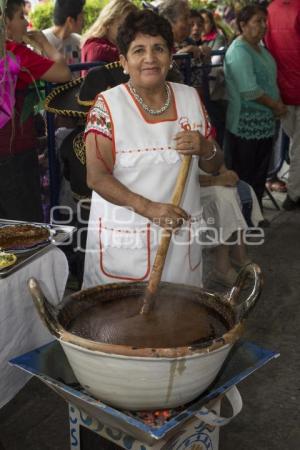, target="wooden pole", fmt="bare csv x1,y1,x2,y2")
140,155,192,315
